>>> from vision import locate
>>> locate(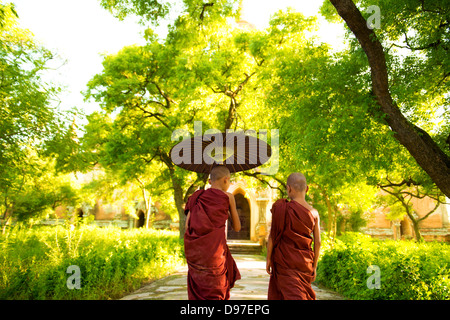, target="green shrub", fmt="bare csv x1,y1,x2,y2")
0,224,185,299
316,232,450,300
